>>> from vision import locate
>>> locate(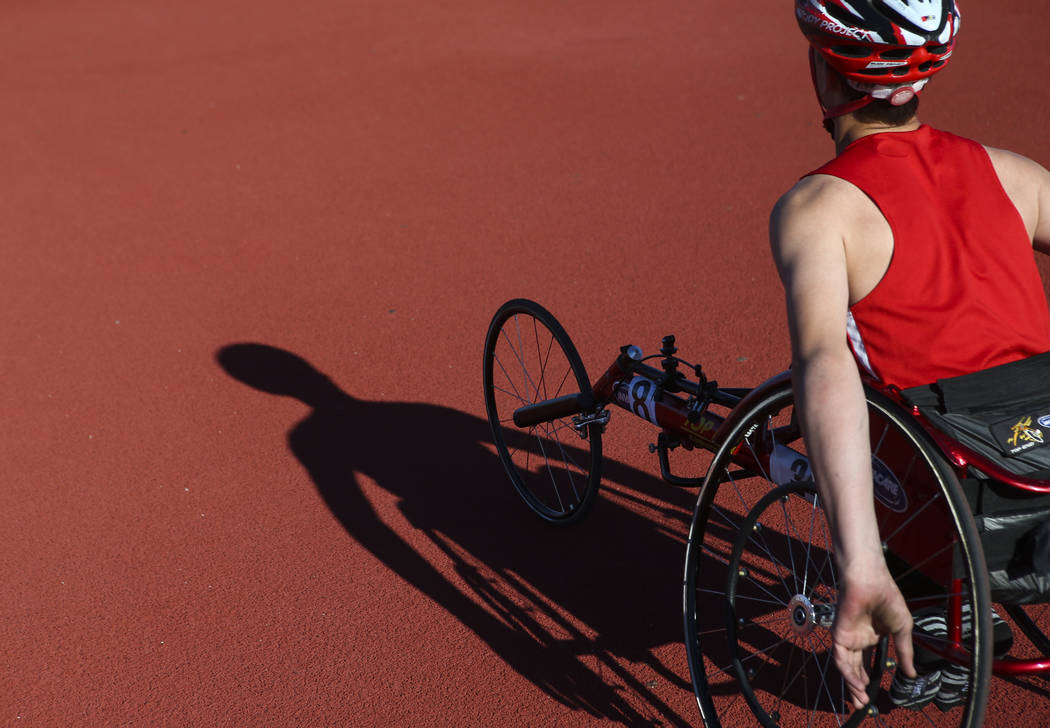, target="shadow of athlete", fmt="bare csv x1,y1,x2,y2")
217,343,700,727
